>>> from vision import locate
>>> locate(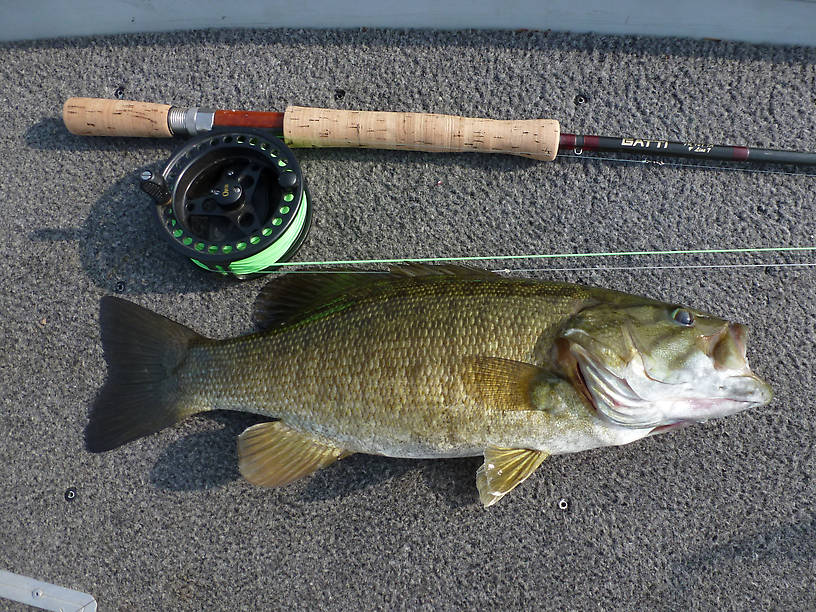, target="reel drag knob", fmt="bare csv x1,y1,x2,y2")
212,175,244,207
